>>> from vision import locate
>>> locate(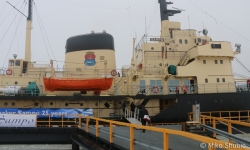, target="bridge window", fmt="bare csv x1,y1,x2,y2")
179,39,182,44
15,60,20,66
222,78,225,82
185,39,188,44
214,60,218,64
217,78,220,82
220,60,223,64
203,60,206,64
9,60,14,66
205,78,208,83
211,44,221,49
197,38,201,43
